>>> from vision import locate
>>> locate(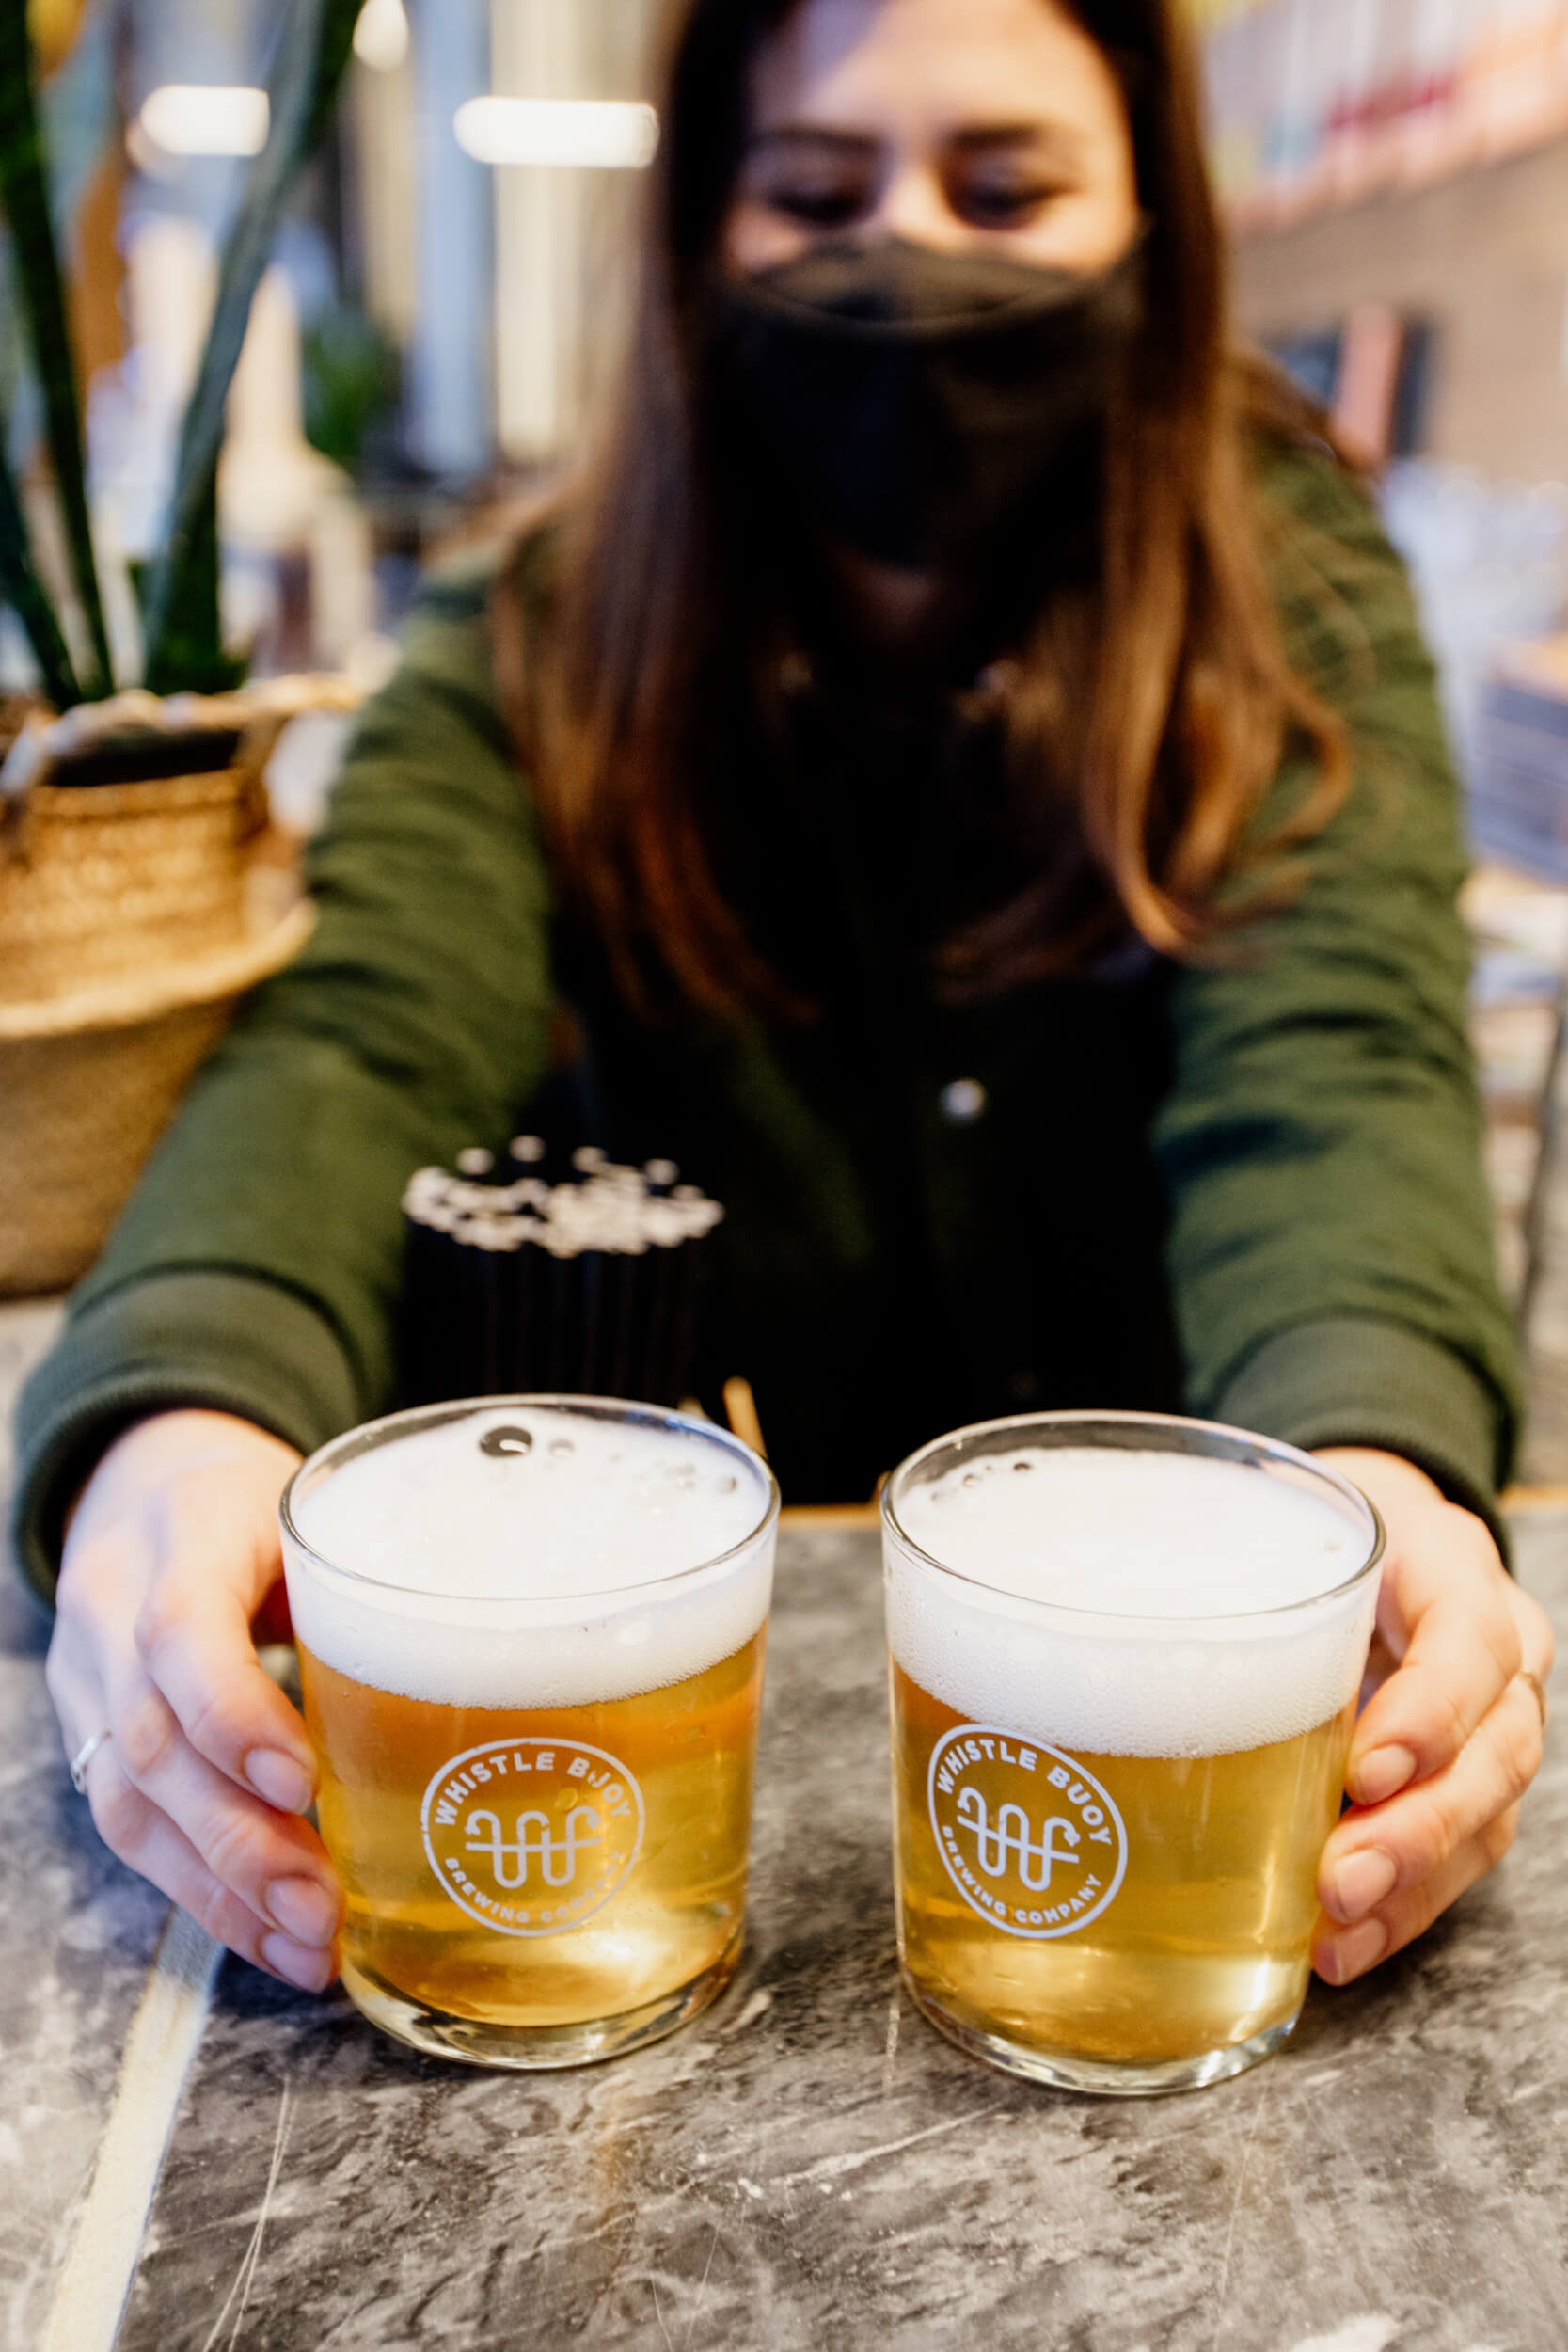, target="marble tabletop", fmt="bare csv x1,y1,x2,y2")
8,1300,1568,2352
